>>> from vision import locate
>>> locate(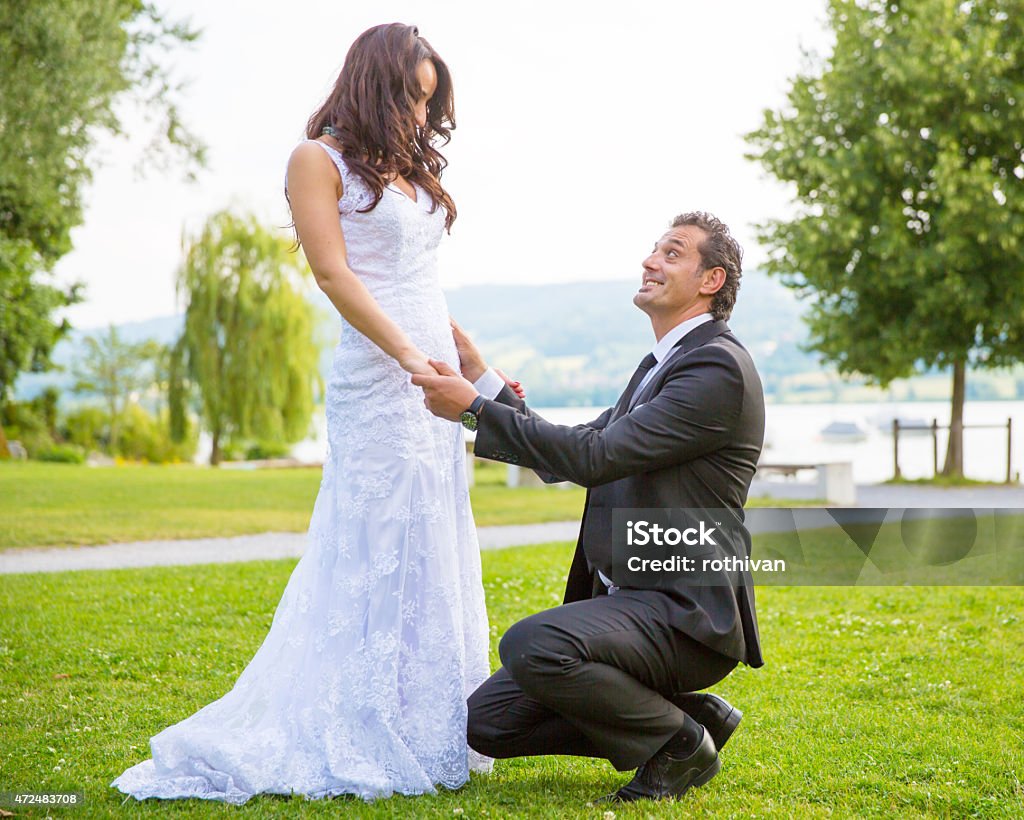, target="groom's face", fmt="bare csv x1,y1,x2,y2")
633,225,710,317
